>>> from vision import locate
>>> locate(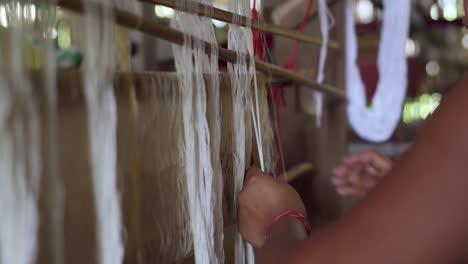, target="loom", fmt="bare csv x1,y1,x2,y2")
0,0,410,263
